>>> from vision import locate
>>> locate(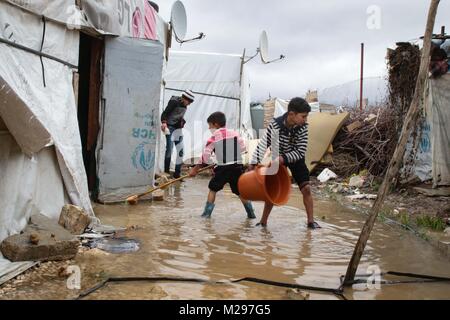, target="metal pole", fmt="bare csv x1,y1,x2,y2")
238,48,246,130
360,43,364,111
